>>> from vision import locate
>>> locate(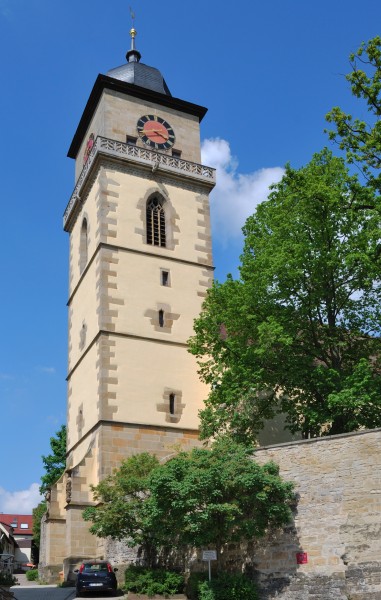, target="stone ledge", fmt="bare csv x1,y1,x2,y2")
126,595,187,600
255,426,381,452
